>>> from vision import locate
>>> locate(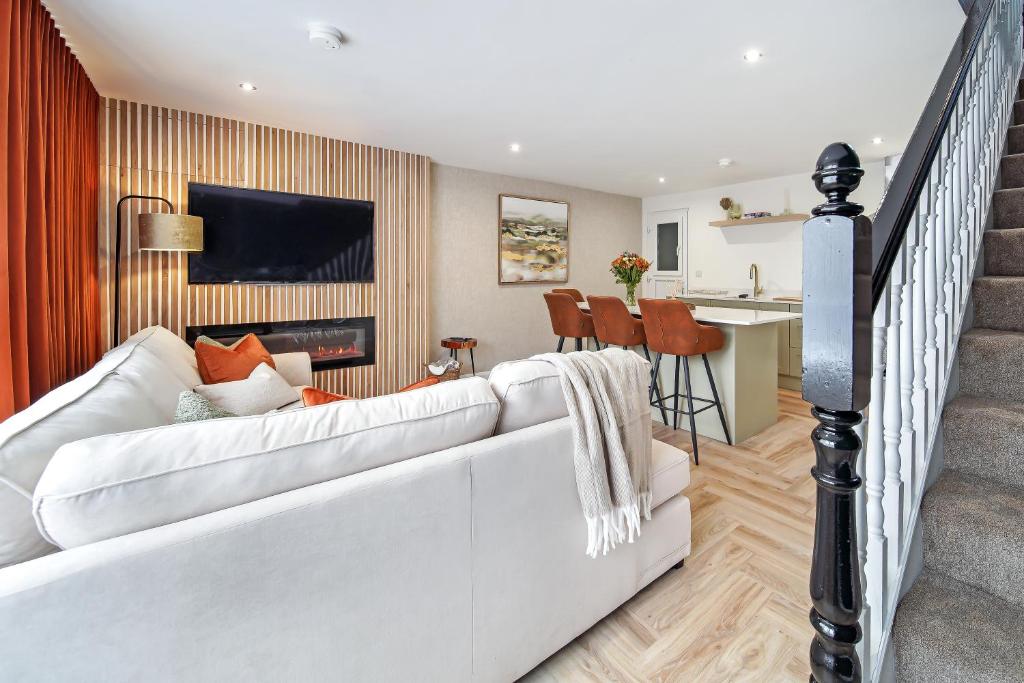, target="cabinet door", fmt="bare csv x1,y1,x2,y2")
720,299,760,310
648,209,685,276
789,348,802,378
789,304,802,350
777,320,790,375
